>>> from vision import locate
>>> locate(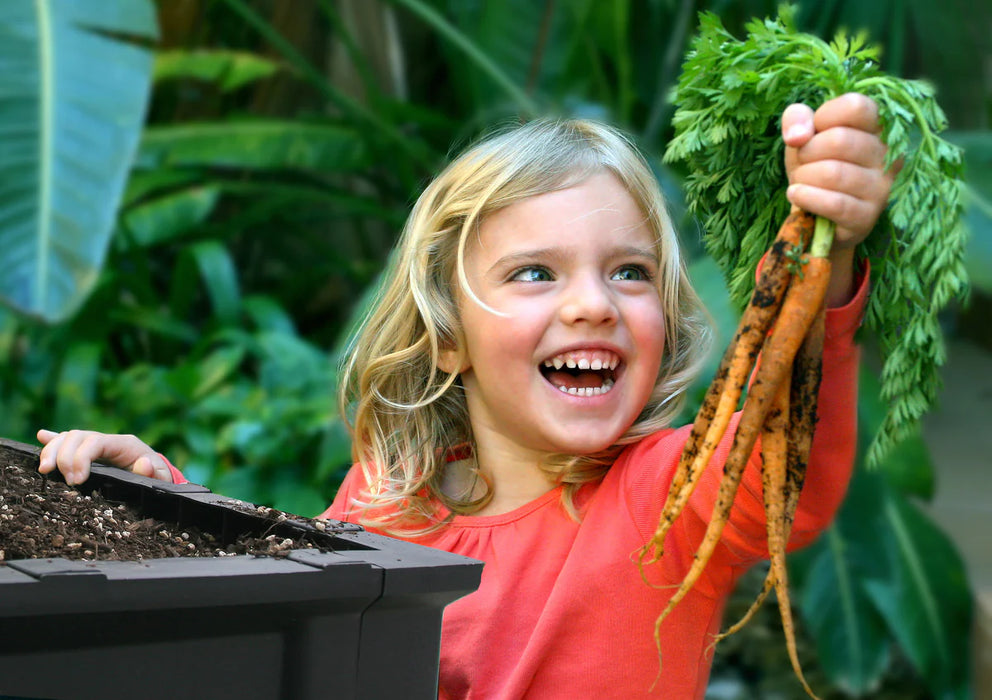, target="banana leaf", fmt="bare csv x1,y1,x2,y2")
791,466,973,697
0,0,157,322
